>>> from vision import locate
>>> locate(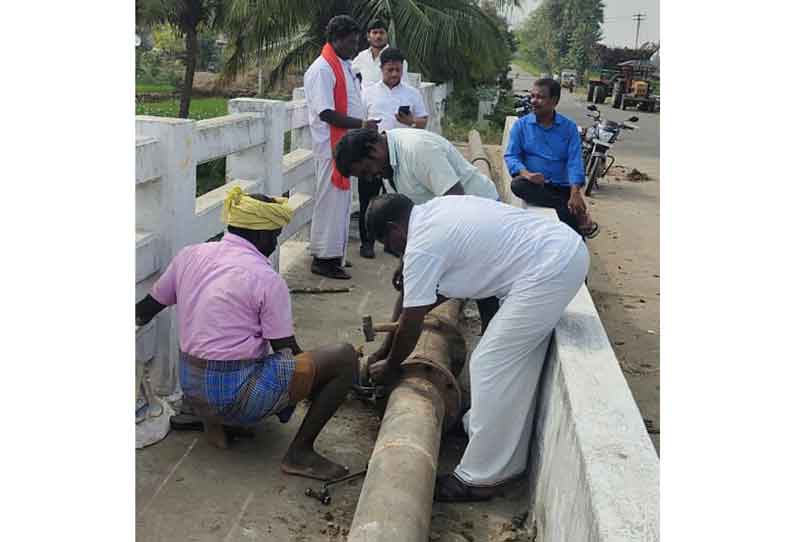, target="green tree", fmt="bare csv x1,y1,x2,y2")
136,0,228,118
220,0,520,89
517,0,603,77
